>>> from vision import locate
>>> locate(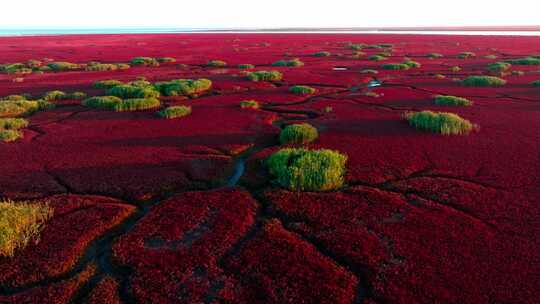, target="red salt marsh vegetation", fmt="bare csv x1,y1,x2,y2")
0,33,539,303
